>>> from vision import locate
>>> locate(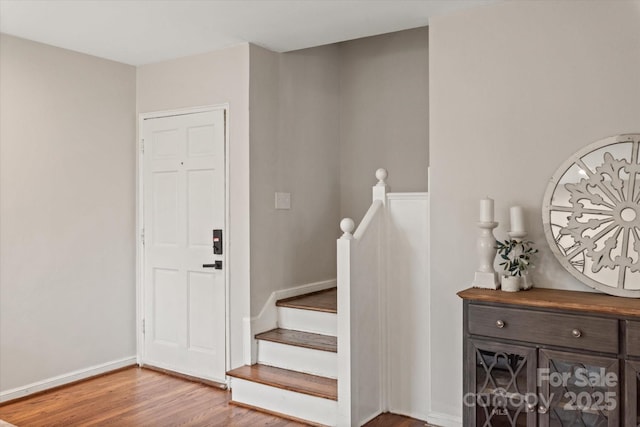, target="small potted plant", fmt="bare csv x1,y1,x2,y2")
495,239,538,292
